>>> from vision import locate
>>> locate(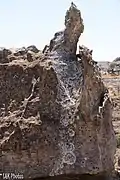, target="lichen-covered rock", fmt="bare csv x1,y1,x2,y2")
0,3,116,179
